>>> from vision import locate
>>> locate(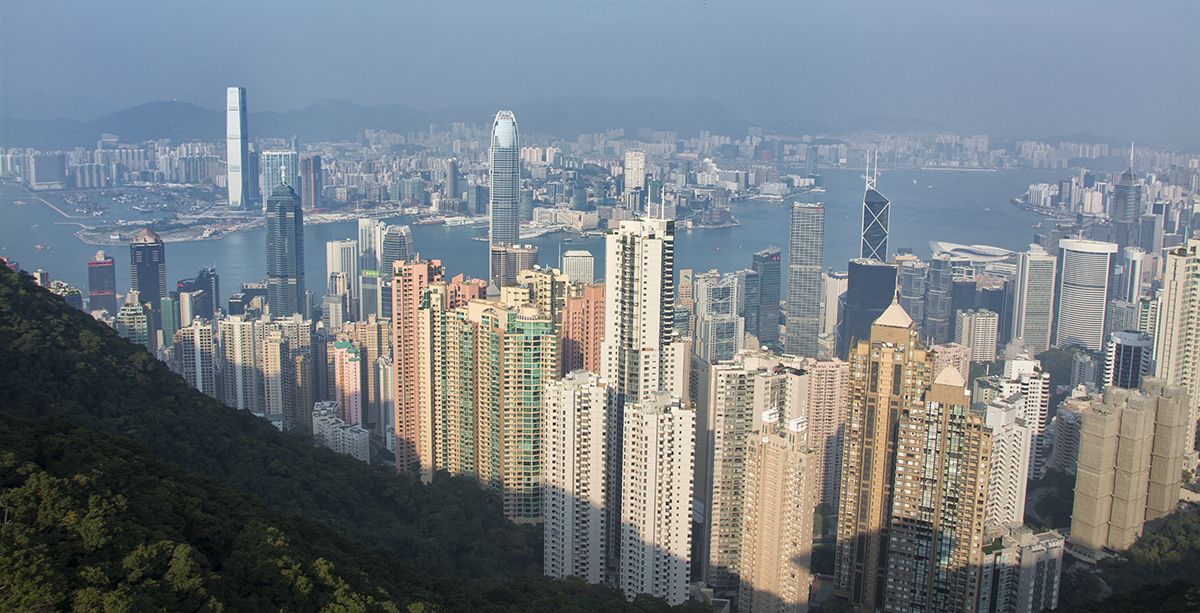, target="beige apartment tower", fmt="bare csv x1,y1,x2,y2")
1069,379,1190,552
738,421,816,613
835,302,992,612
